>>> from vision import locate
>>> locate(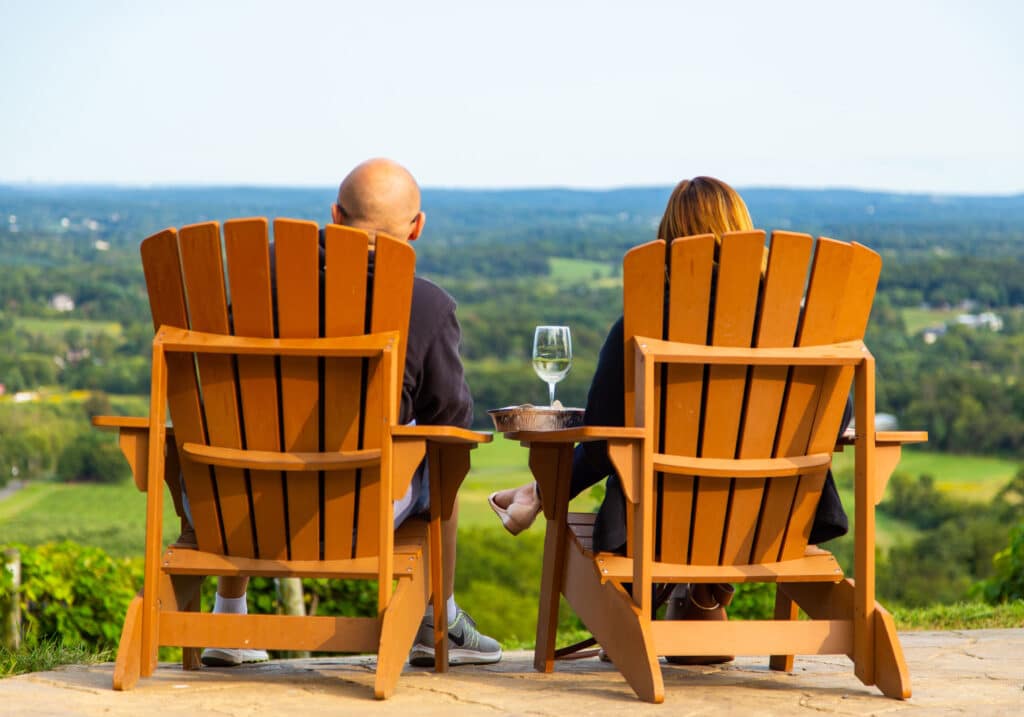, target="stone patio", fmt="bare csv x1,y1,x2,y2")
3,629,1023,716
